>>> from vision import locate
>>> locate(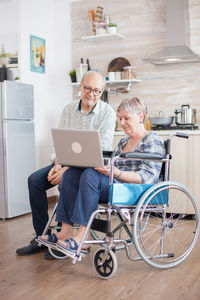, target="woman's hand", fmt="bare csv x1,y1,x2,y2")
95,165,111,177
95,165,121,178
